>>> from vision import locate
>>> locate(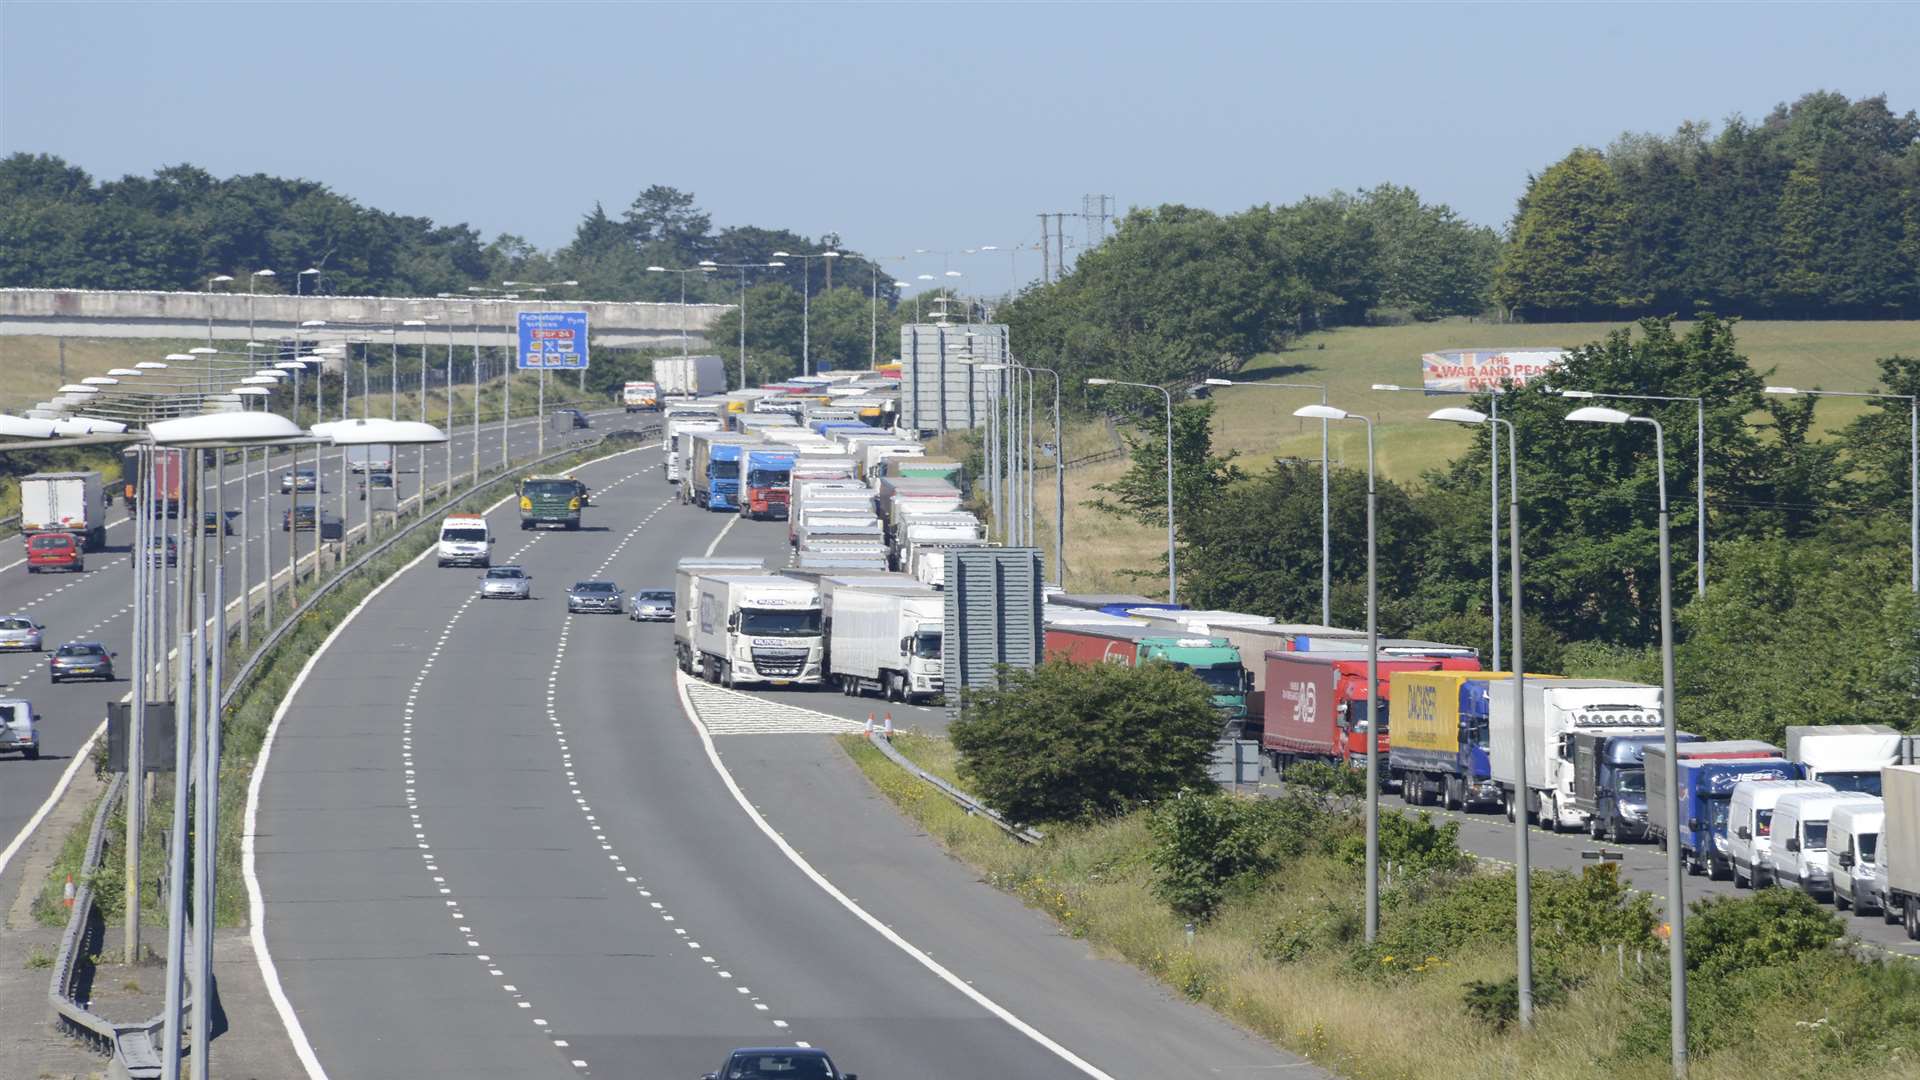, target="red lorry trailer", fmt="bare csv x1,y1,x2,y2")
1263,651,1482,774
